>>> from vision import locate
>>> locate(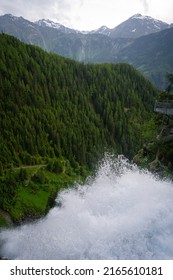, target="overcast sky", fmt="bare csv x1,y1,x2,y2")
0,0,173,30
